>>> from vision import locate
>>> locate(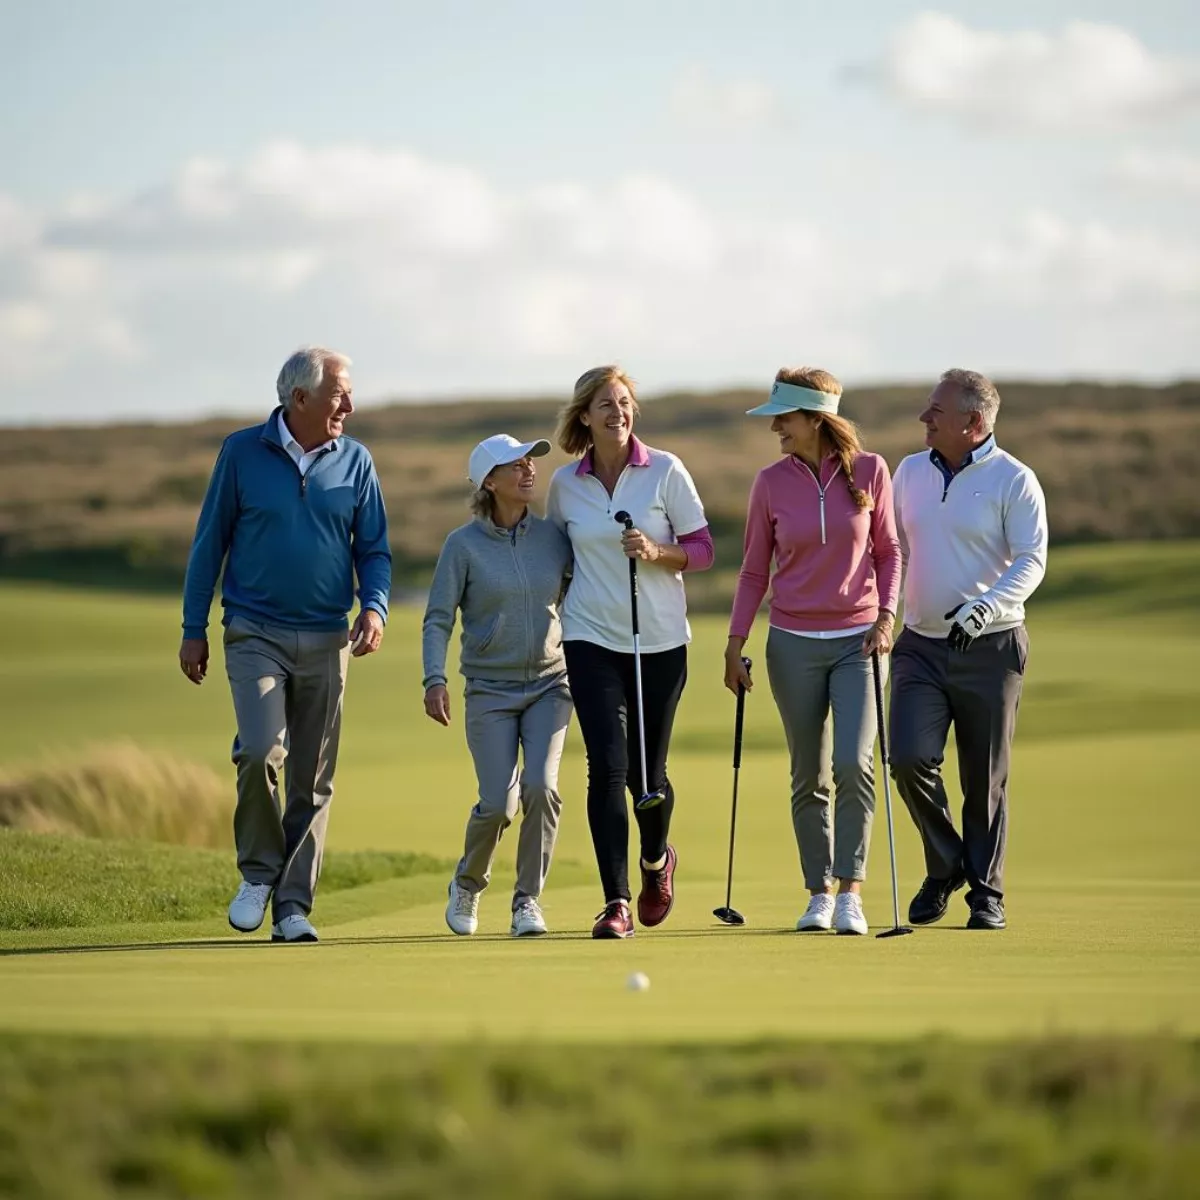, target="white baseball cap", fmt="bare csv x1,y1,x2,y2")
468,434,552,489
